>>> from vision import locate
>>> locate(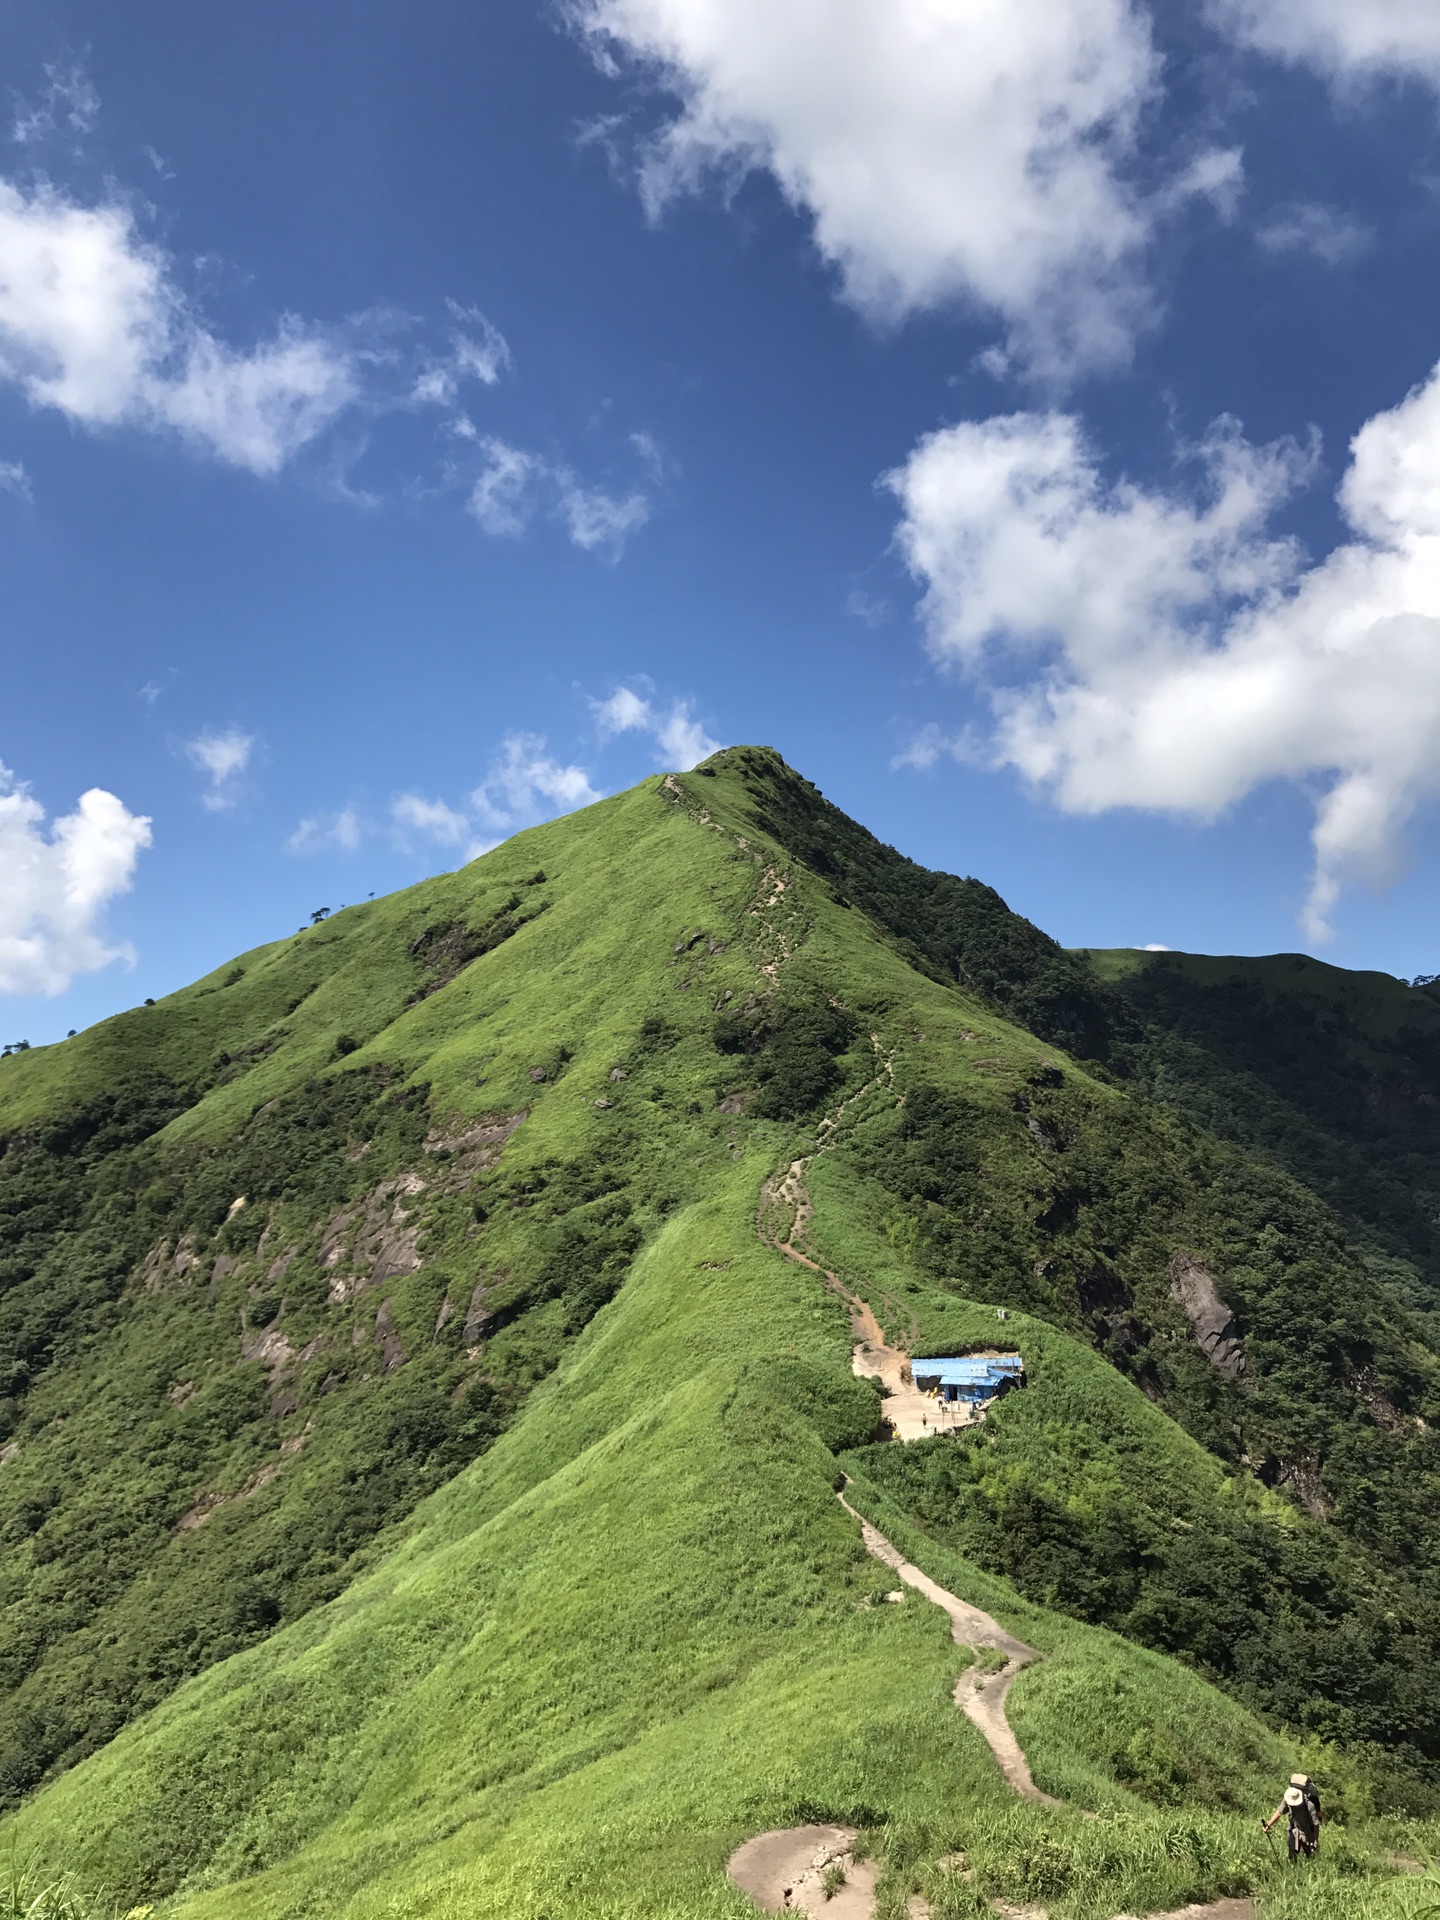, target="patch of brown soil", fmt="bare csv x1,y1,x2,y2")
1117,1904,1254,1920
727,1826,878,1916
174,1428,309,1534
423,1109,526,1163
